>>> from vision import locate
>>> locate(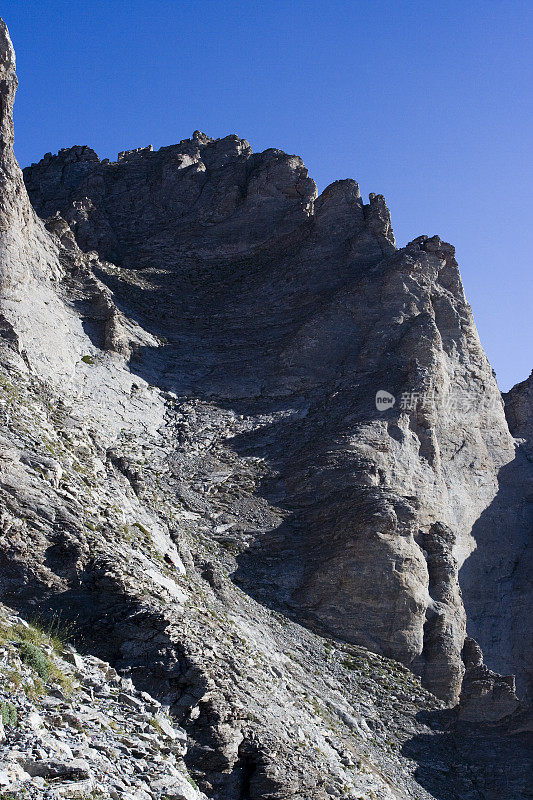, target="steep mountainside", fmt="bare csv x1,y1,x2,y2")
0,17,531,800
23,122,526,707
